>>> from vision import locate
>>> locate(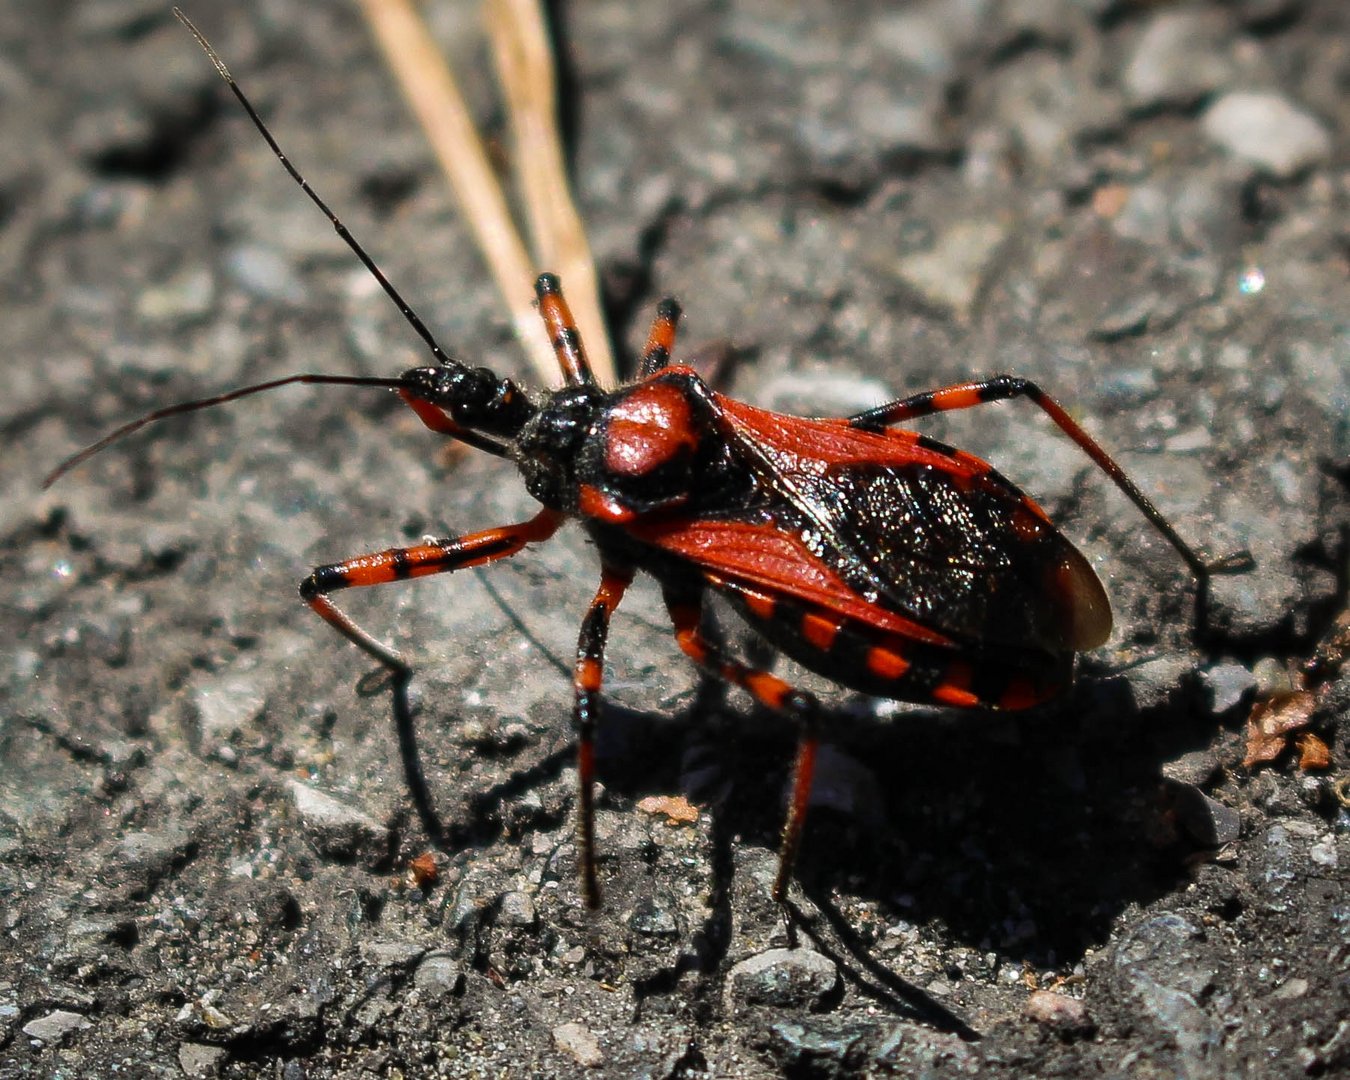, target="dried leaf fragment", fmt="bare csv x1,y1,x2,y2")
1243,690,1316,768
1293,732,1332,771
637,794,700,825
408,851,440,888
